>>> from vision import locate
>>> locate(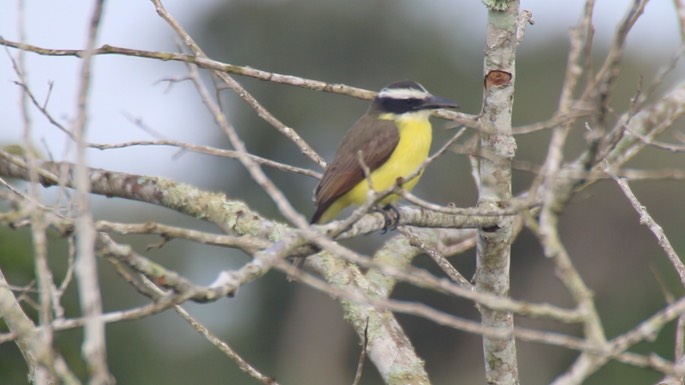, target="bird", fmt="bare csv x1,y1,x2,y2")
310,80,459,224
